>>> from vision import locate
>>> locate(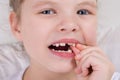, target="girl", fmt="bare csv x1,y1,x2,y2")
3,0,120,80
